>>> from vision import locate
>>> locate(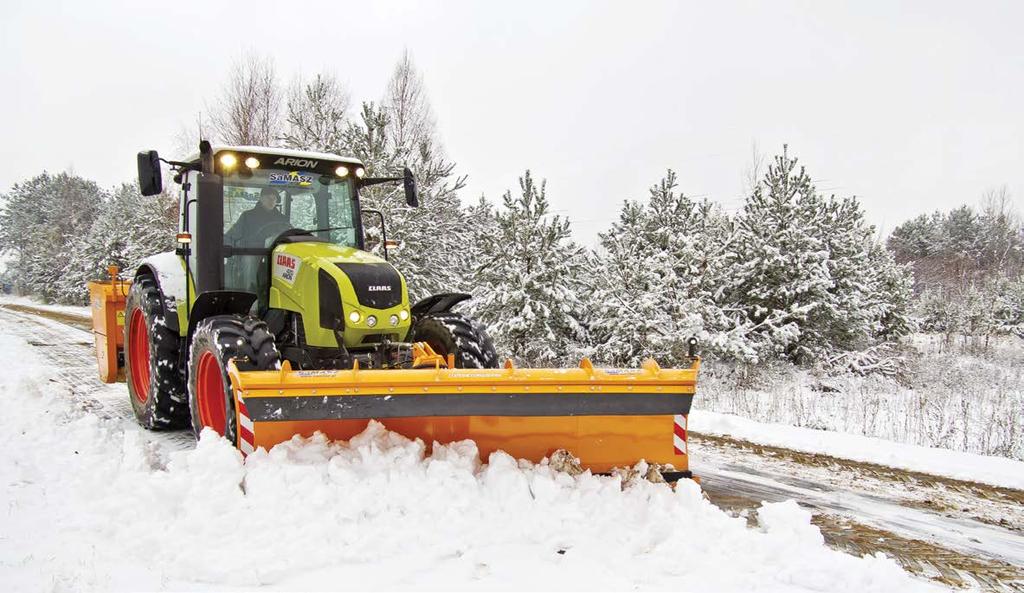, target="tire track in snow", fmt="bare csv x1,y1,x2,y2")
694,437,1024,591
0,306,195,451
